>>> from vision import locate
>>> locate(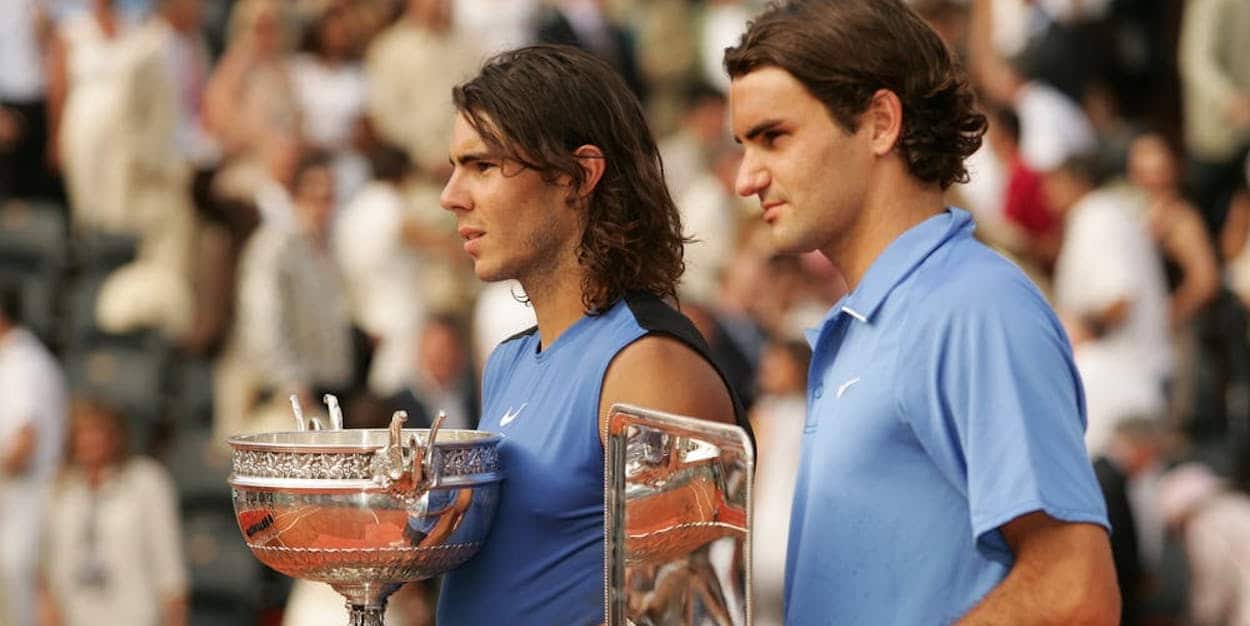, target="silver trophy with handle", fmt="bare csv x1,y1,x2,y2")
227,396,503,626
